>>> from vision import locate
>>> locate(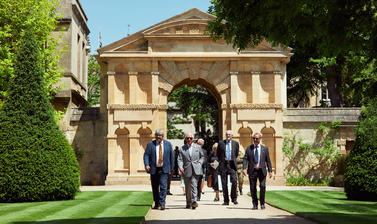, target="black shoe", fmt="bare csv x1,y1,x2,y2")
202,192,205,194
186,205,191,209
167,192,173,195
214,197,220,202
261,205,265,209
252,206,258,210
222,202,229,205
160,206,165,210
232,200,239,205
192,201,198,208
239,190,243,195
197,198,200,201
152,205,159,209
192,206,196,209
